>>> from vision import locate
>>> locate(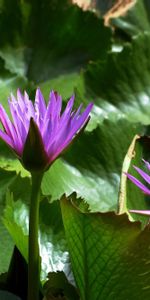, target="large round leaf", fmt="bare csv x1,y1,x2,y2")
61,194,150,300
